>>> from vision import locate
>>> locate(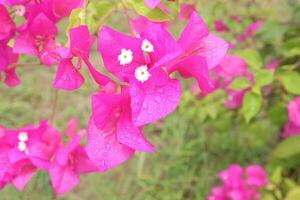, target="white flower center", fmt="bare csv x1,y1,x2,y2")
18,131,28,142
18,141,27,152
118,49,133,66
141,39,154,53
17,132,29,154
14,5,26,16
135,66,151,83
